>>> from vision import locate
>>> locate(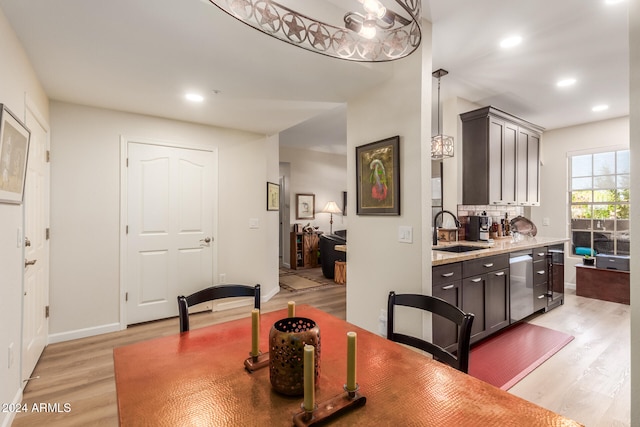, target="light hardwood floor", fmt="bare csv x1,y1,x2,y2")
13,277,629,427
